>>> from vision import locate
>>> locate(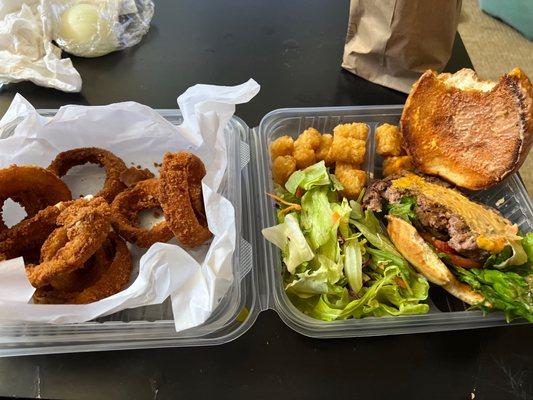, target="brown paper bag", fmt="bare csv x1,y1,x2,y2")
342,0,462,93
